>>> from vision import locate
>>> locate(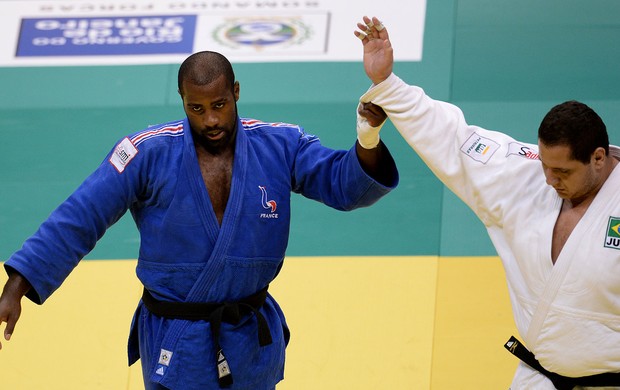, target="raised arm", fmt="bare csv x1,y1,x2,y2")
351,16,395,185
353,16,394,85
